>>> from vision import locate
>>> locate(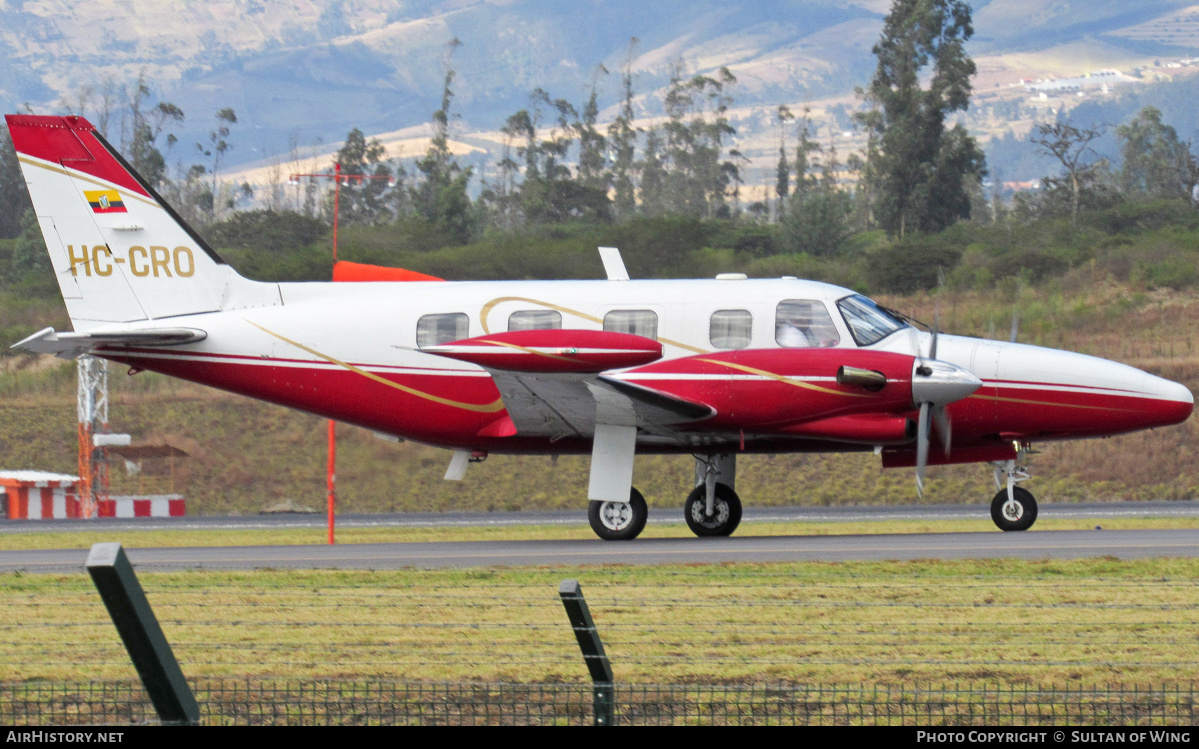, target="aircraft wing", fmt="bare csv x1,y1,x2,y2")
12,326,207,359
489,370,714,439
425,330,714,440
